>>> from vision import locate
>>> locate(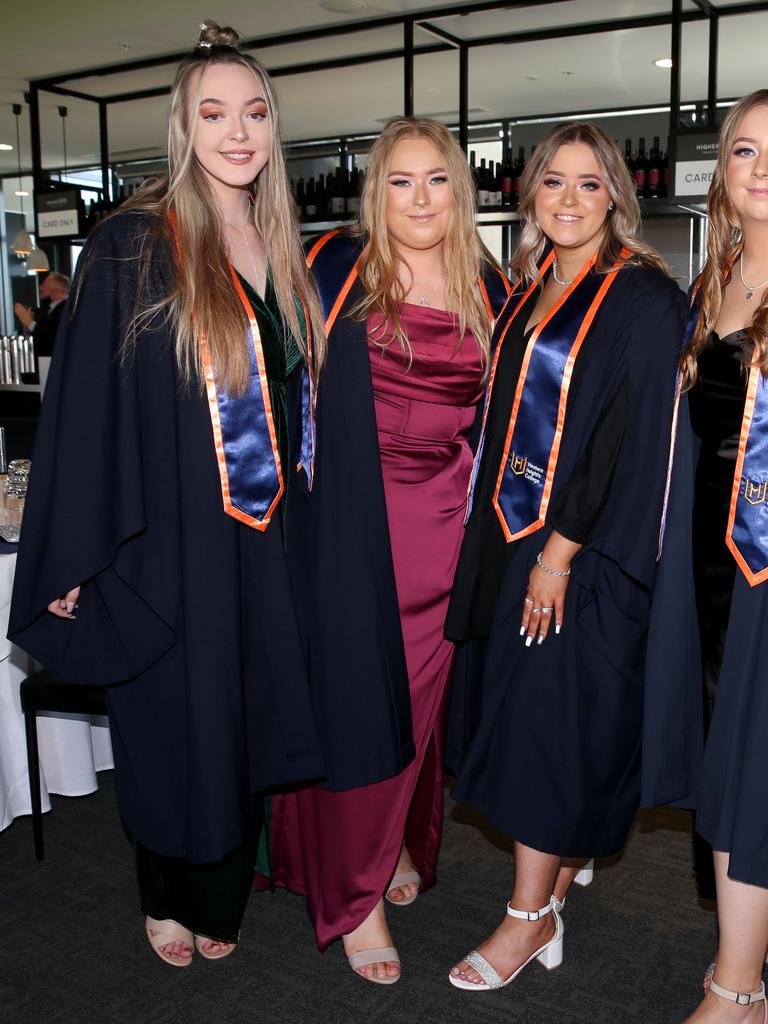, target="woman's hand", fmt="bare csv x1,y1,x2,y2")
47,586,81,620
520,532,581,645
